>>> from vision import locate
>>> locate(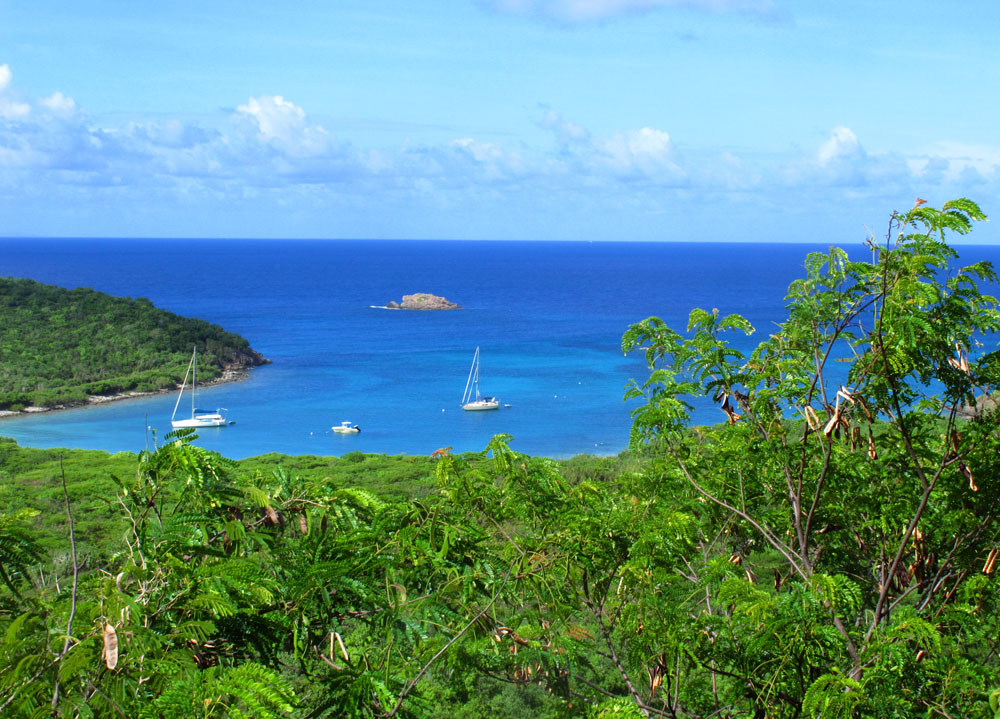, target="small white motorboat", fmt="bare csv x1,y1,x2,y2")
333,421,361,434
